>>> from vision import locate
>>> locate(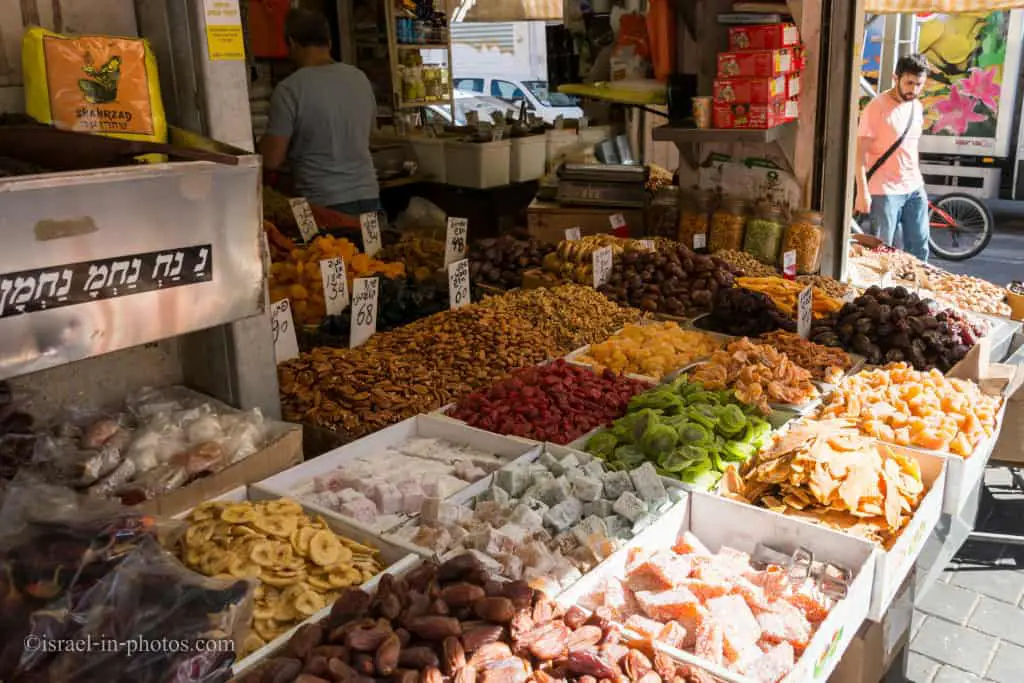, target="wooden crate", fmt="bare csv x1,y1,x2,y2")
527,199,645,245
